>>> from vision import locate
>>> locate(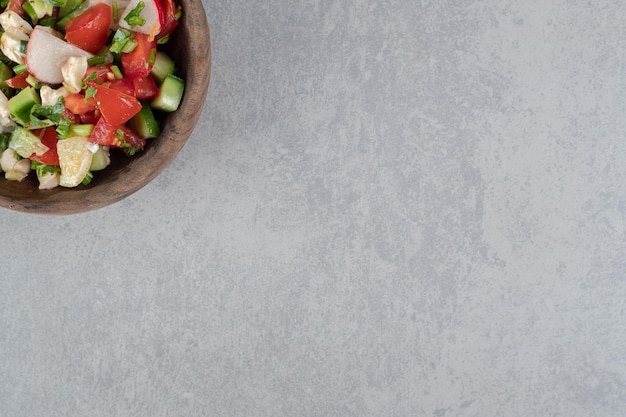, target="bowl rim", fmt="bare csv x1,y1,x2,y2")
0,0,211,215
